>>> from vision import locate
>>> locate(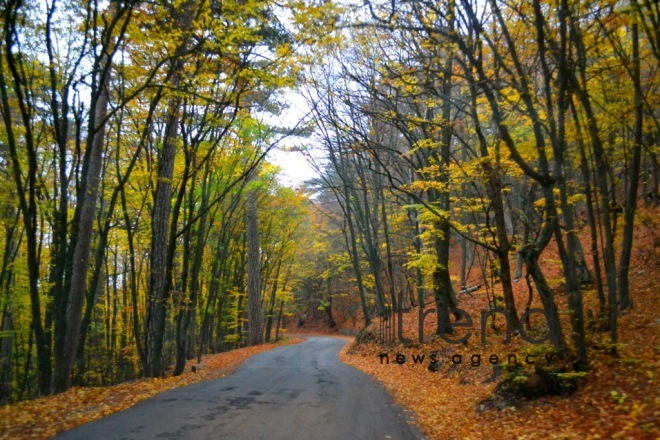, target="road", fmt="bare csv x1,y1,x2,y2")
55,337,424,439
